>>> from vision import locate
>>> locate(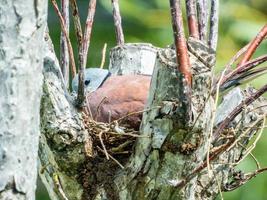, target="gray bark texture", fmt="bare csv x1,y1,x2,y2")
39,36,266,200
0,0,47,200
